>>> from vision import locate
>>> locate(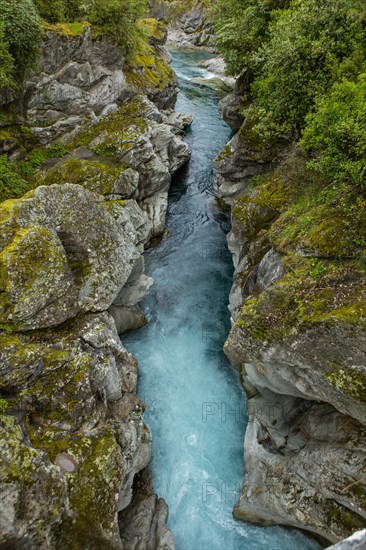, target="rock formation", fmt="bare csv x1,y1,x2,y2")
149,0,216,50
215,113,366,543
0,19,191,548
